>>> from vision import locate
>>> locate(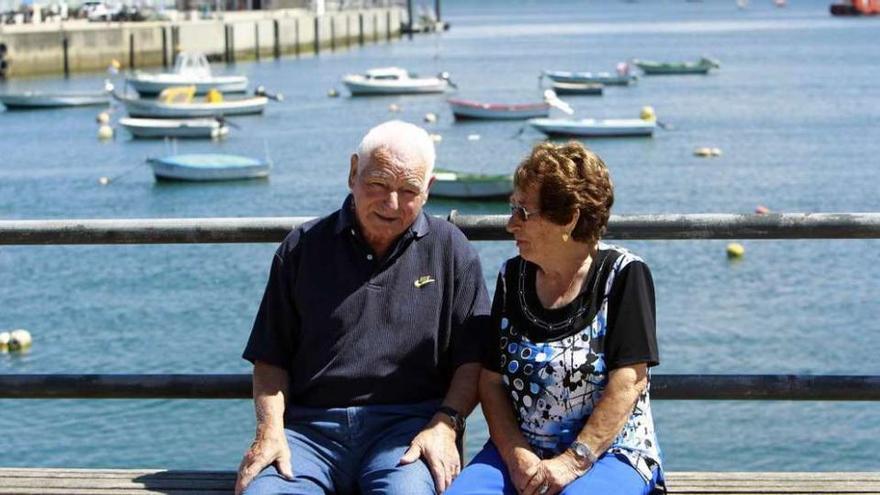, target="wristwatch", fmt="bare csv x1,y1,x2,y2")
437,406,466,437
569,441,598,466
